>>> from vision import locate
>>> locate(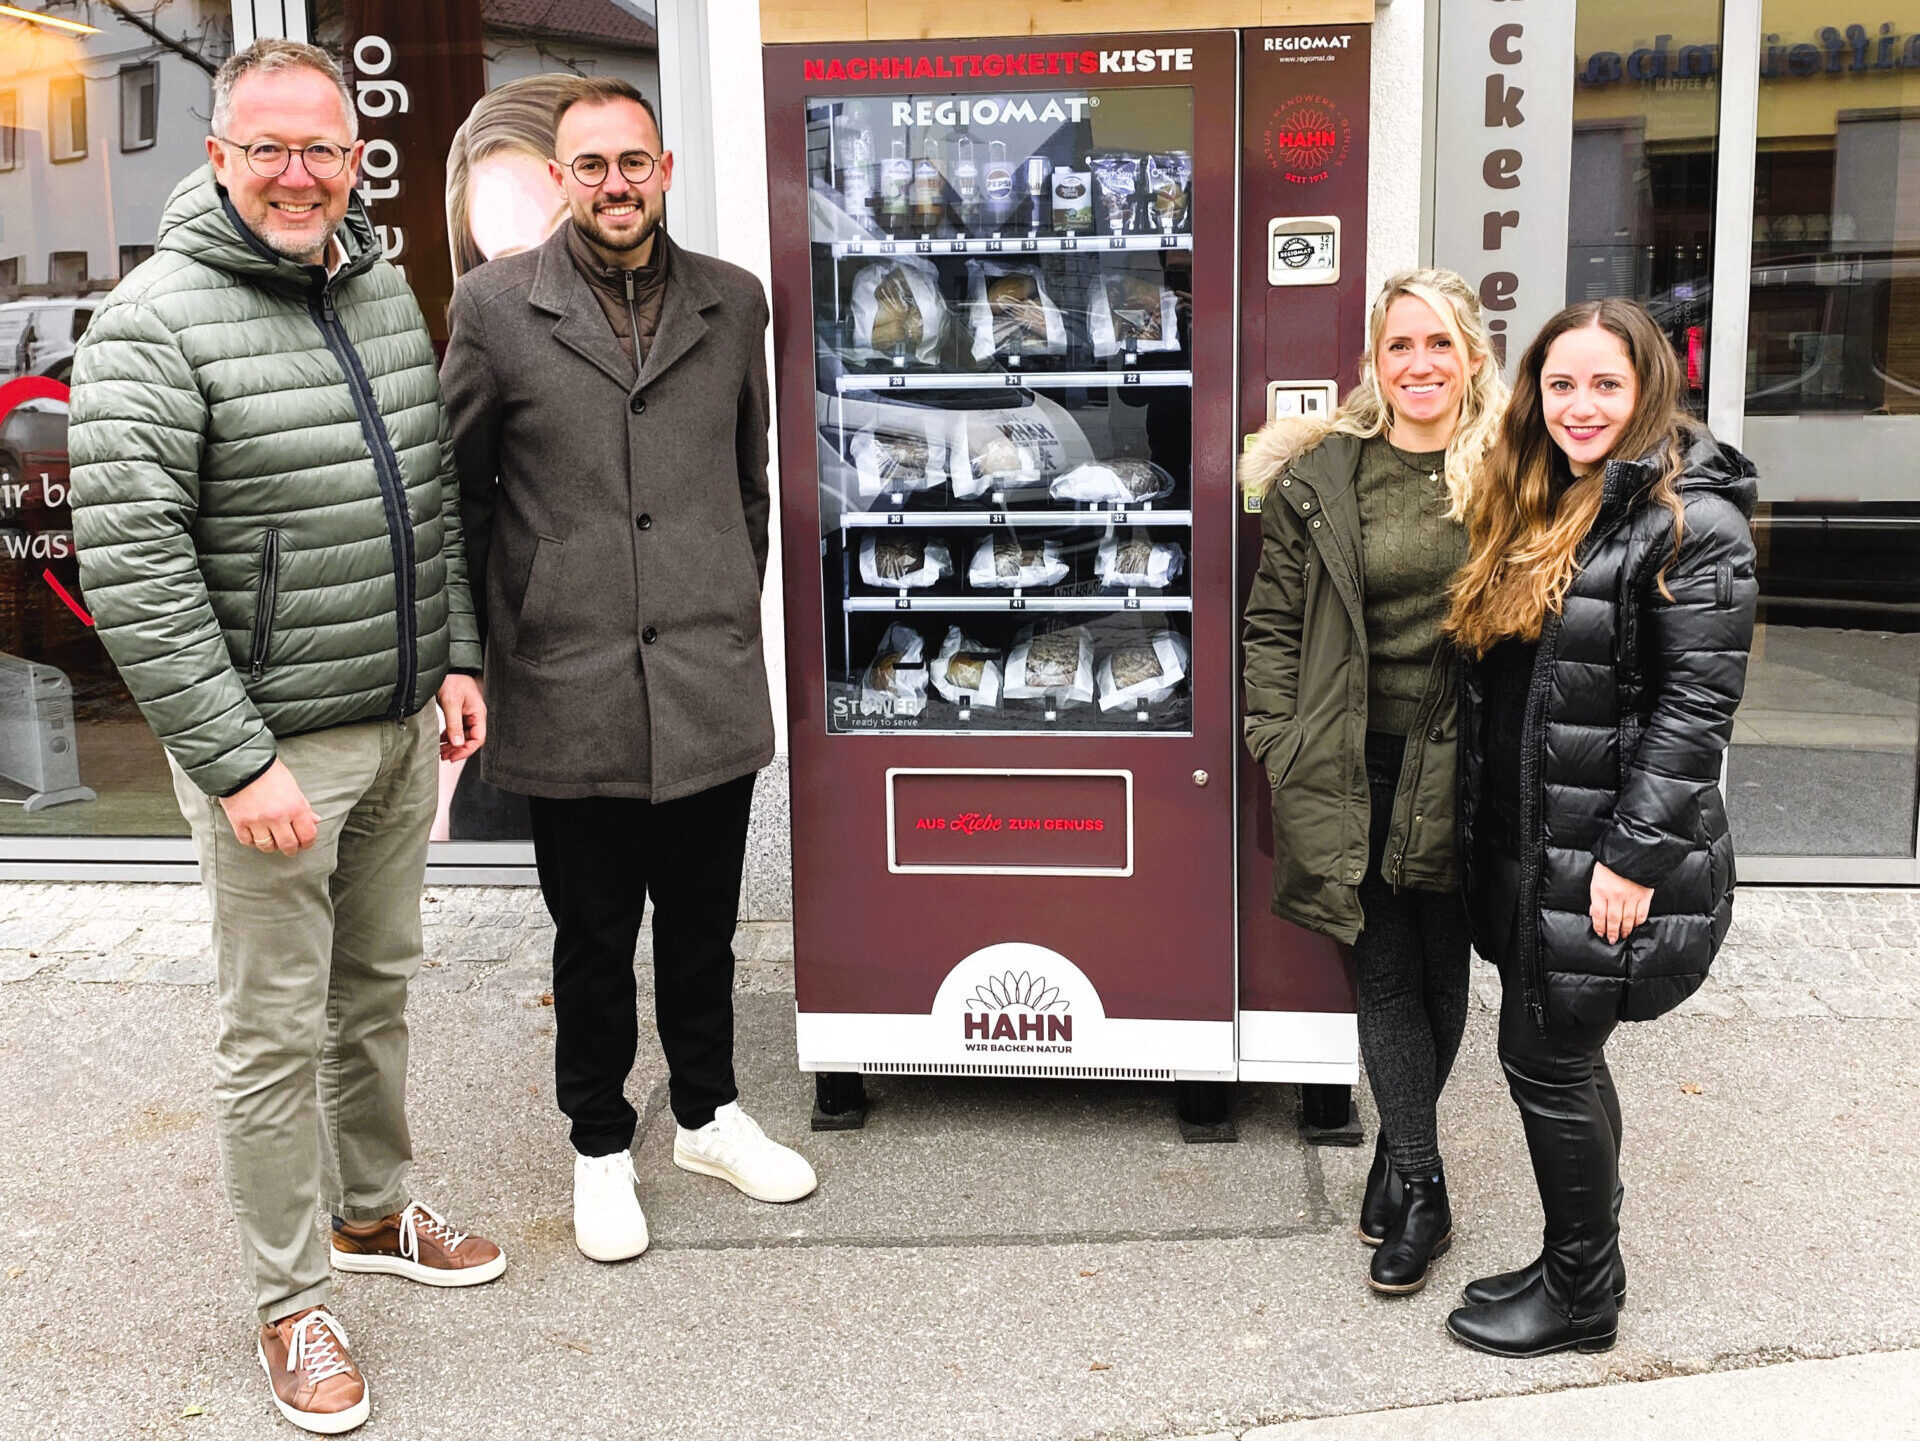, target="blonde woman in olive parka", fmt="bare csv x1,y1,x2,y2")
1241,269,1506,1299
